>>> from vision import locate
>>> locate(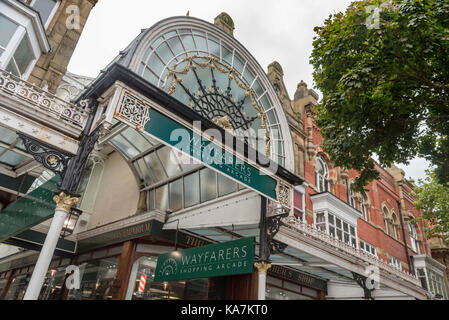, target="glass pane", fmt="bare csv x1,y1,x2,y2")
148,189,155,210
350,226,355,236
328,214,334,225
335,218,342,229
144,152,167,182
0,150,28,166
0,126,19,144
169,178,183,212
200,168,216,202
121,128,153,152
13,34,34,75
157,146,182,177
32,0,57,25
343,222,349,233
6,59,20,76
329,226,335,237
184,172,199,207
111,135,139,158
0,15,17,48
155,184,168,211
217,173,236,197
